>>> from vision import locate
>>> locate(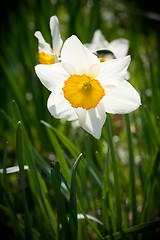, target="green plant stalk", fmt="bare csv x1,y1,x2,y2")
69,153,82,240
106,114,122,231
16,122,33,240
124,114,137,225
2,143,24,239
104,220,160,239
